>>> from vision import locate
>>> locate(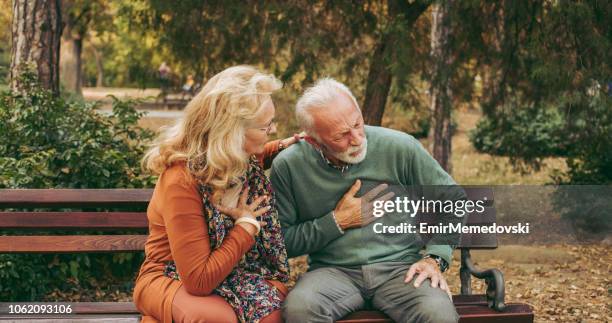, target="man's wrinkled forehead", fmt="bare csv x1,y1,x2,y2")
312,93,361,129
